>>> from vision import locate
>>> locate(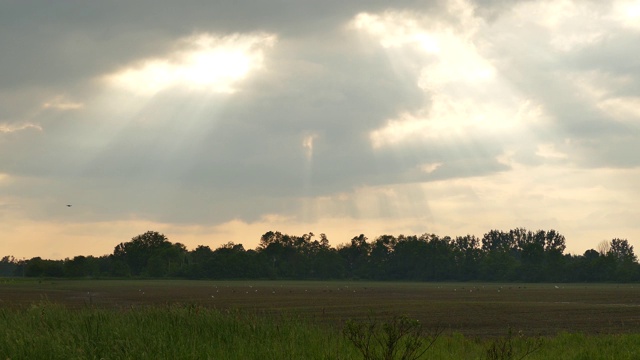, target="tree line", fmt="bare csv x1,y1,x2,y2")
1,228,638,282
